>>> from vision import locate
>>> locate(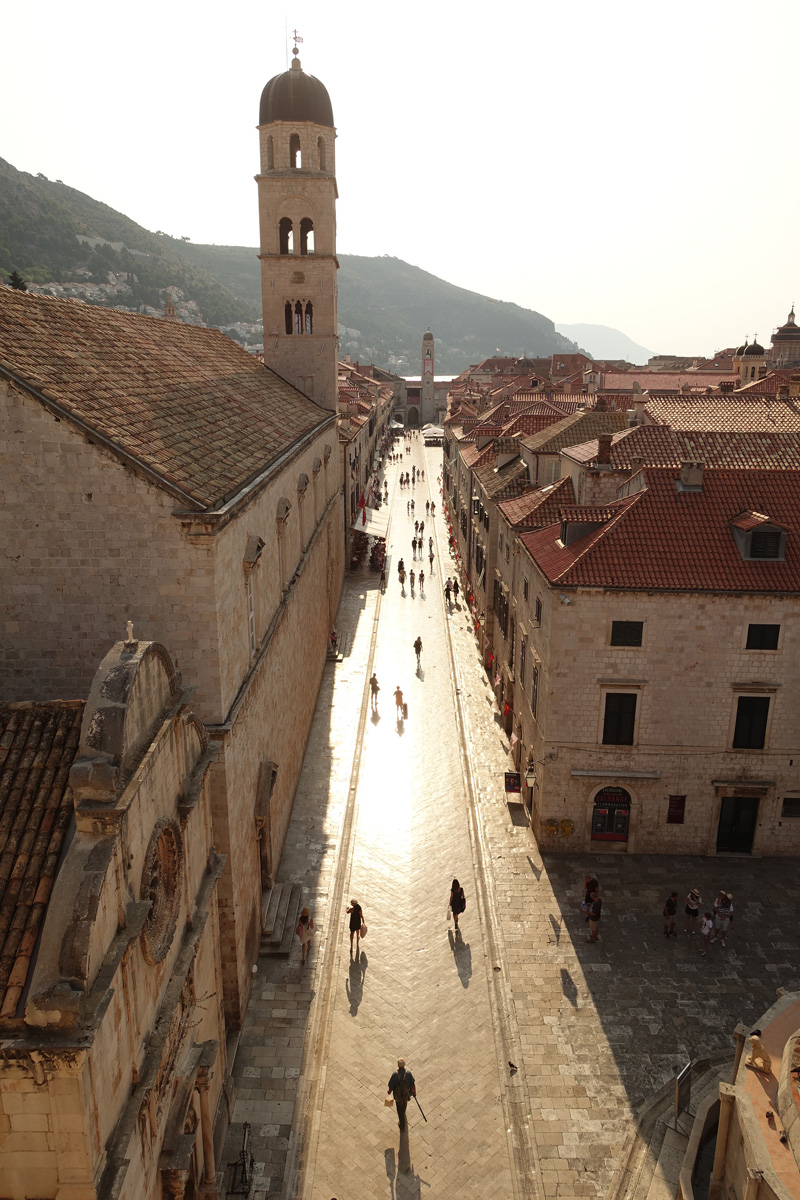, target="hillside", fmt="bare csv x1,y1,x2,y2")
1,157,581,371
555,322,653,365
